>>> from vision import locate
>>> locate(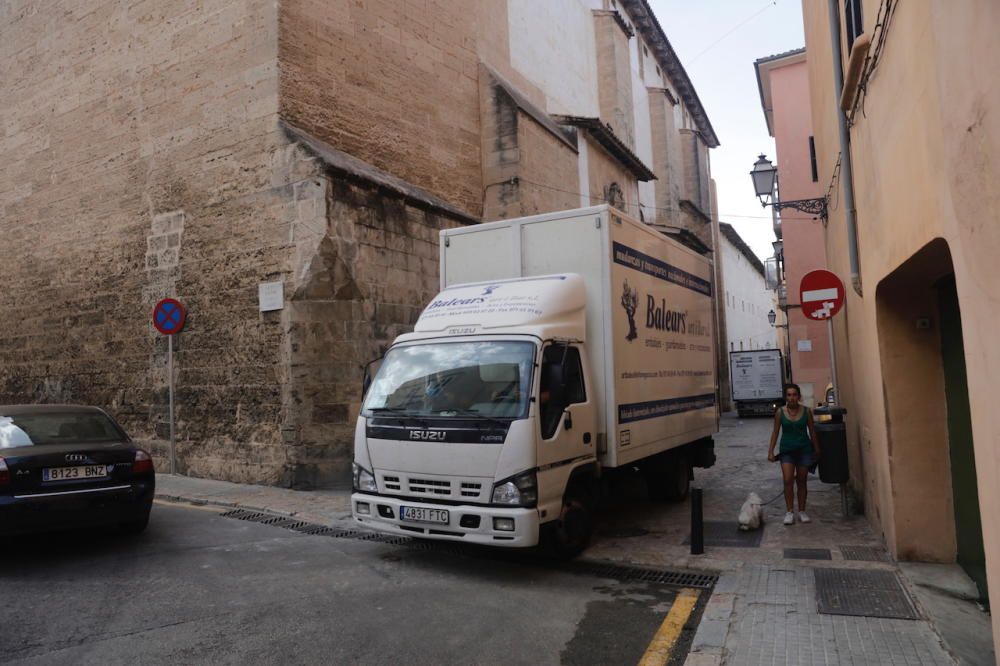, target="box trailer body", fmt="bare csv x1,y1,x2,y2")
352,205,718,552
730,349,785,417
